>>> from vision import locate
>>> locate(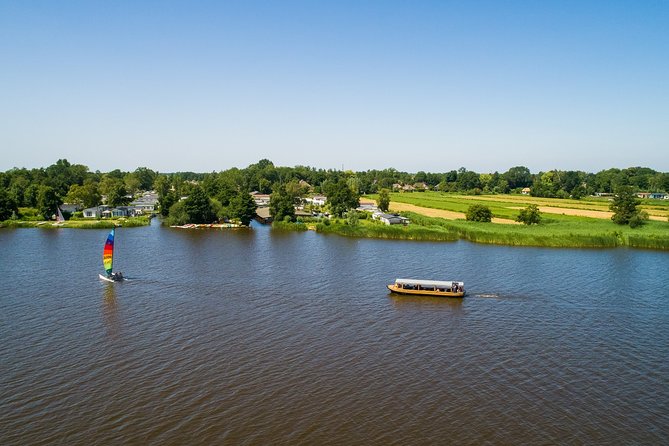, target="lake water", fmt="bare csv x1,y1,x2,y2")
1,219,668,445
